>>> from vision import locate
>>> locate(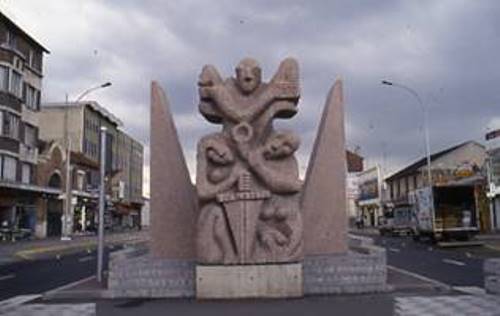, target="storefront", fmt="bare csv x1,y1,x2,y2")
0,183,60,240
72,192,99,235
112,201,142,231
